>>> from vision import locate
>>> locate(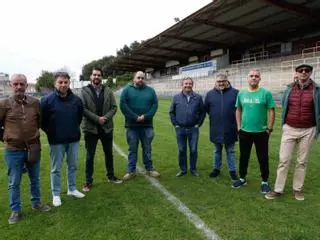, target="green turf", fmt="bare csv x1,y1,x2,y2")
0,98,319,240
